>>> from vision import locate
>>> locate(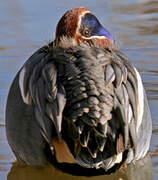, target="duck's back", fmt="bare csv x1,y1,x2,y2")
5,43,152,174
